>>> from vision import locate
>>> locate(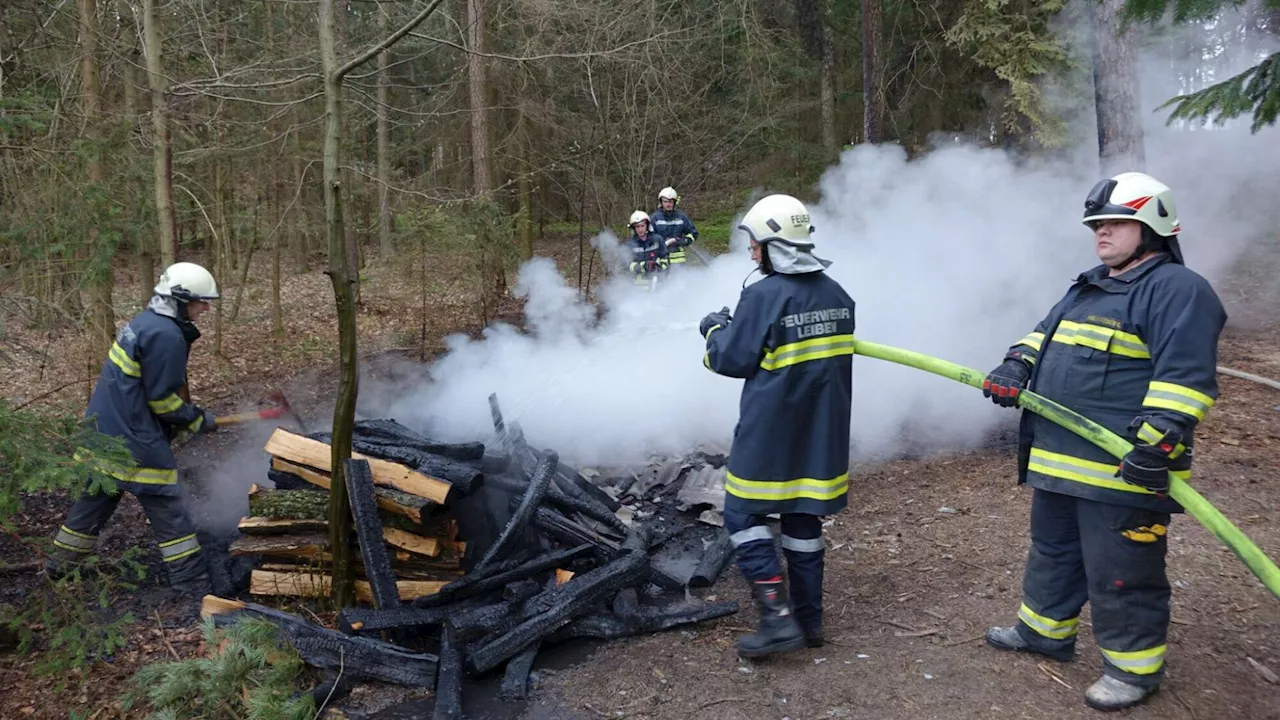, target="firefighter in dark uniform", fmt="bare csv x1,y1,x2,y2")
651,187,698,266
700,194,855,658
981,172,1226,711
47,262,221,593
626,210,669,288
